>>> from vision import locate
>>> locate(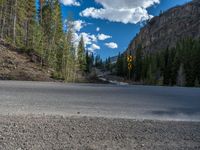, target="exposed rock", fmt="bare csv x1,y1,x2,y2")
127,0,200,55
